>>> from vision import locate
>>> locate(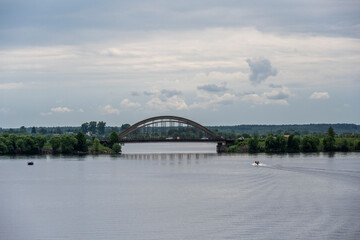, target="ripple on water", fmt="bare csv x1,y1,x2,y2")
0,153,360,240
